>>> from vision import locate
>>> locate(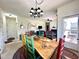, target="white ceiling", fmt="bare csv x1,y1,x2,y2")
0,0,74,17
